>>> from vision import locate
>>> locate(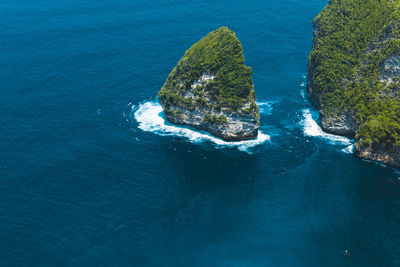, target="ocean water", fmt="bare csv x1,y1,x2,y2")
1,0,400,266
